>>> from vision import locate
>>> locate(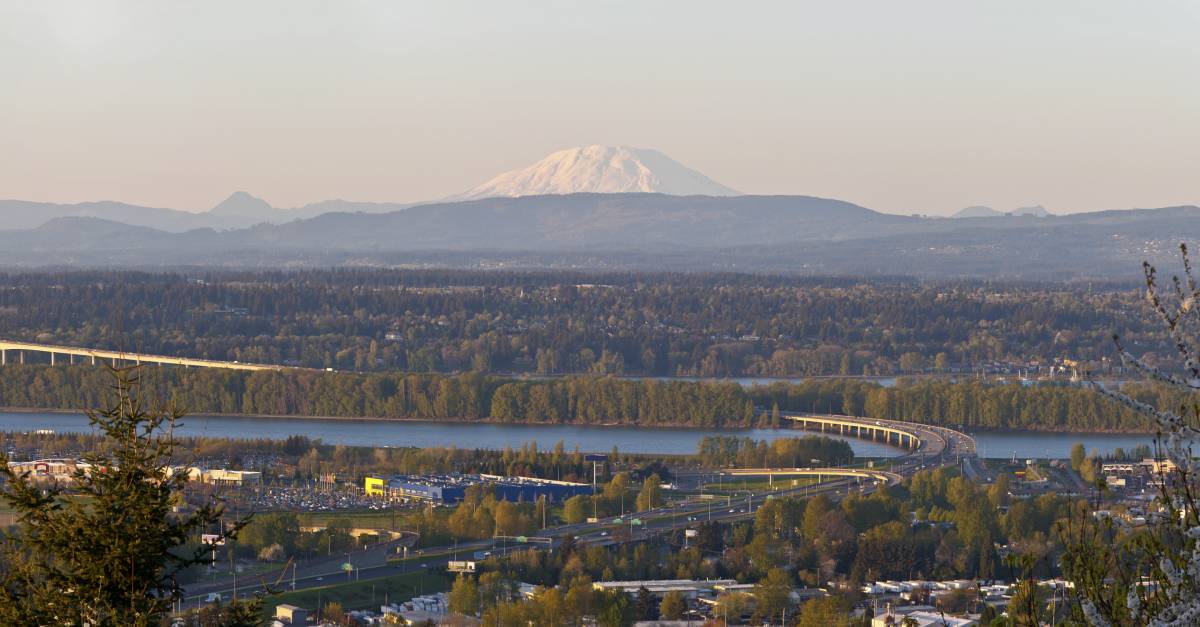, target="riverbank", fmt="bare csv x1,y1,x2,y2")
0,410,1158,459
0,406,1158,435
